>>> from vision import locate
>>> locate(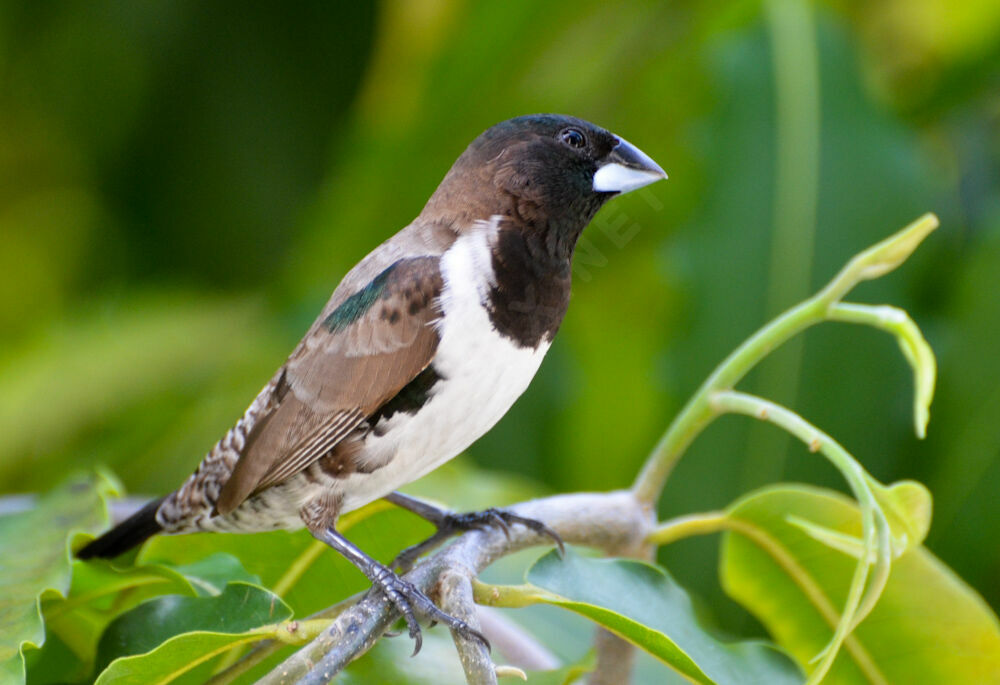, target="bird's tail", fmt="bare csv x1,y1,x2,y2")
76,496,167,559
